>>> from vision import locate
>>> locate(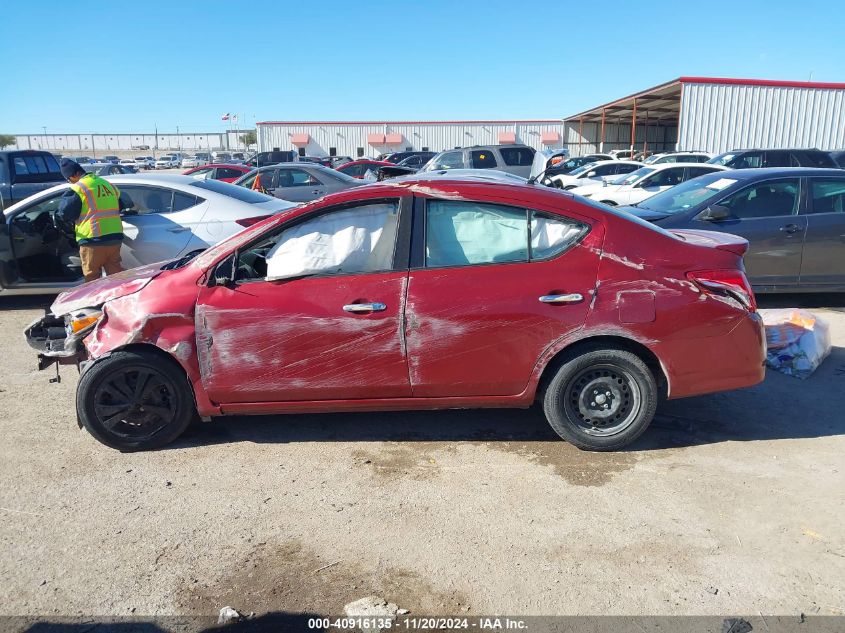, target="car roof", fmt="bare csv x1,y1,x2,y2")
580,160,642,167
647,162,727,170
701,167,843,179
722,148,824,153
